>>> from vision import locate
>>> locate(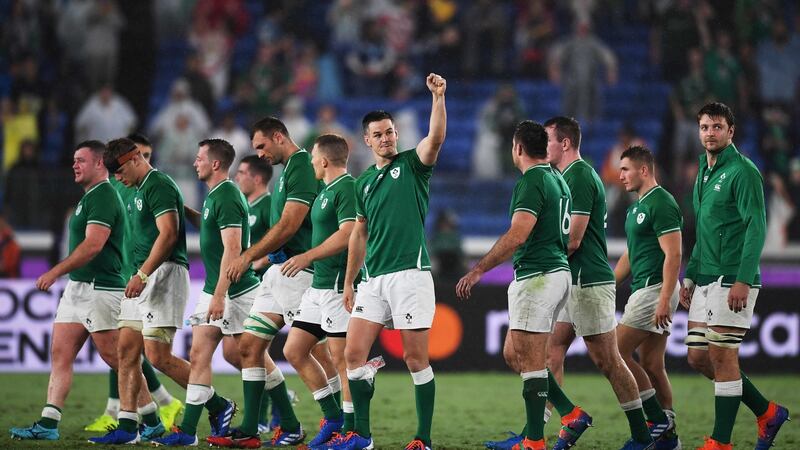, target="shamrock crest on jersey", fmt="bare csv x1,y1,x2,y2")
321,197,329,209
390,167,400,179
135,198,143,211
248,214,257,227
636,212,646,224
